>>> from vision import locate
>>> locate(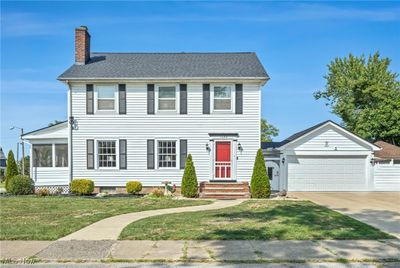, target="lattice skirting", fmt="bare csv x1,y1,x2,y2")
35,185,69,195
